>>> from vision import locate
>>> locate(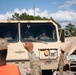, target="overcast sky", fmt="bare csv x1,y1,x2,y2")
0,0,76,28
